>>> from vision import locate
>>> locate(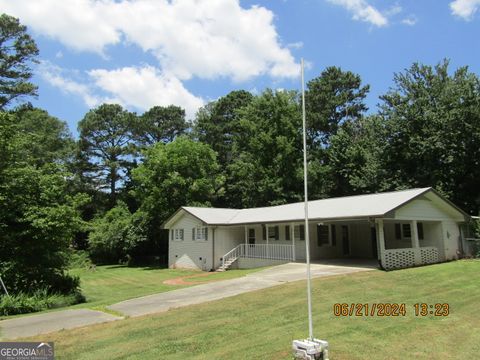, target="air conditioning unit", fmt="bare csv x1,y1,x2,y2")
292,338,329,360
